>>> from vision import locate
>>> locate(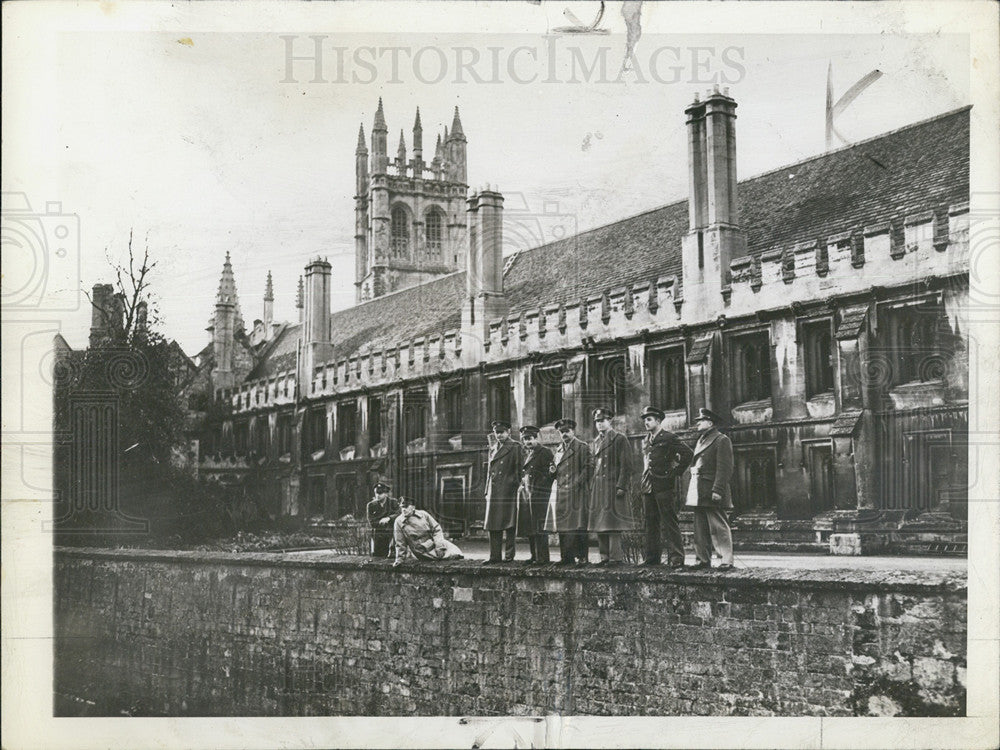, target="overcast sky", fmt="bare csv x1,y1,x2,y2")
3,3,970,354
